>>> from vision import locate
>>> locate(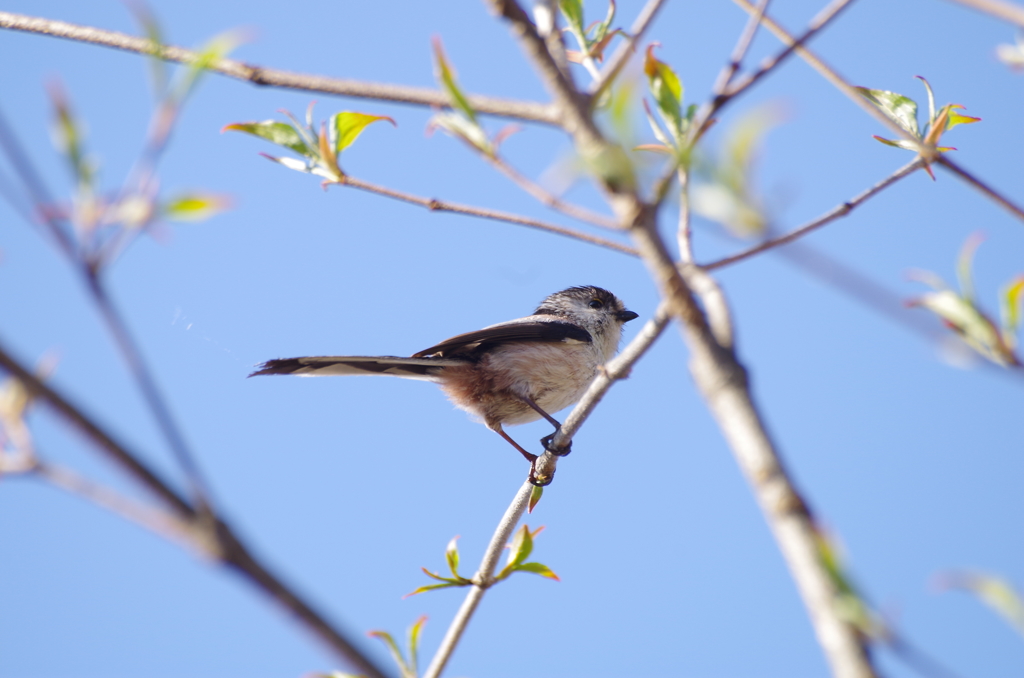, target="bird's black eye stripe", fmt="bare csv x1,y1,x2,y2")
589,299,603,309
